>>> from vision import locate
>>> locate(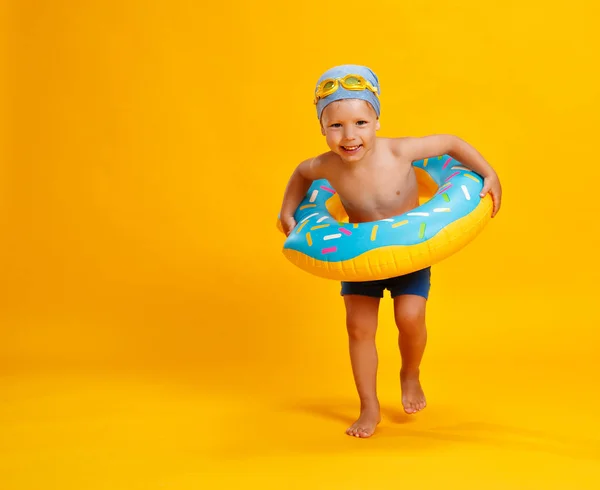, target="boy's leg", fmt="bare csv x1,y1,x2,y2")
393,294,428,414
389,267,431,414
341,286,382,438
